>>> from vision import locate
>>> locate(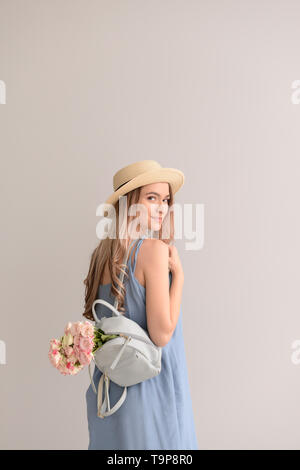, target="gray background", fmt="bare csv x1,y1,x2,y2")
1,0,300,450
